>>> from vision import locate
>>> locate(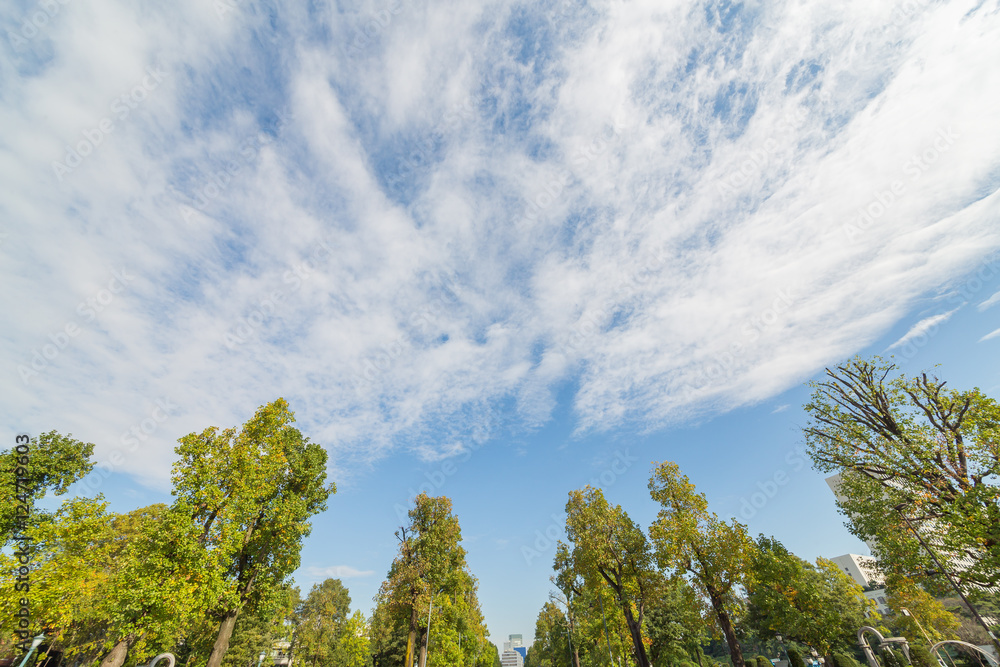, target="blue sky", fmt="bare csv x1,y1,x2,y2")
3,0,1000,652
